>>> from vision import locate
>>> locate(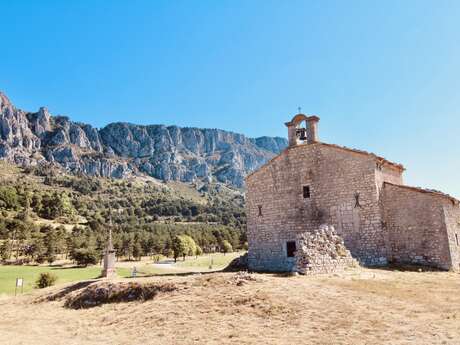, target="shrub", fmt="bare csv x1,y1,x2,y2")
0,186,19,210
36,272,58,288
70,248,99,266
